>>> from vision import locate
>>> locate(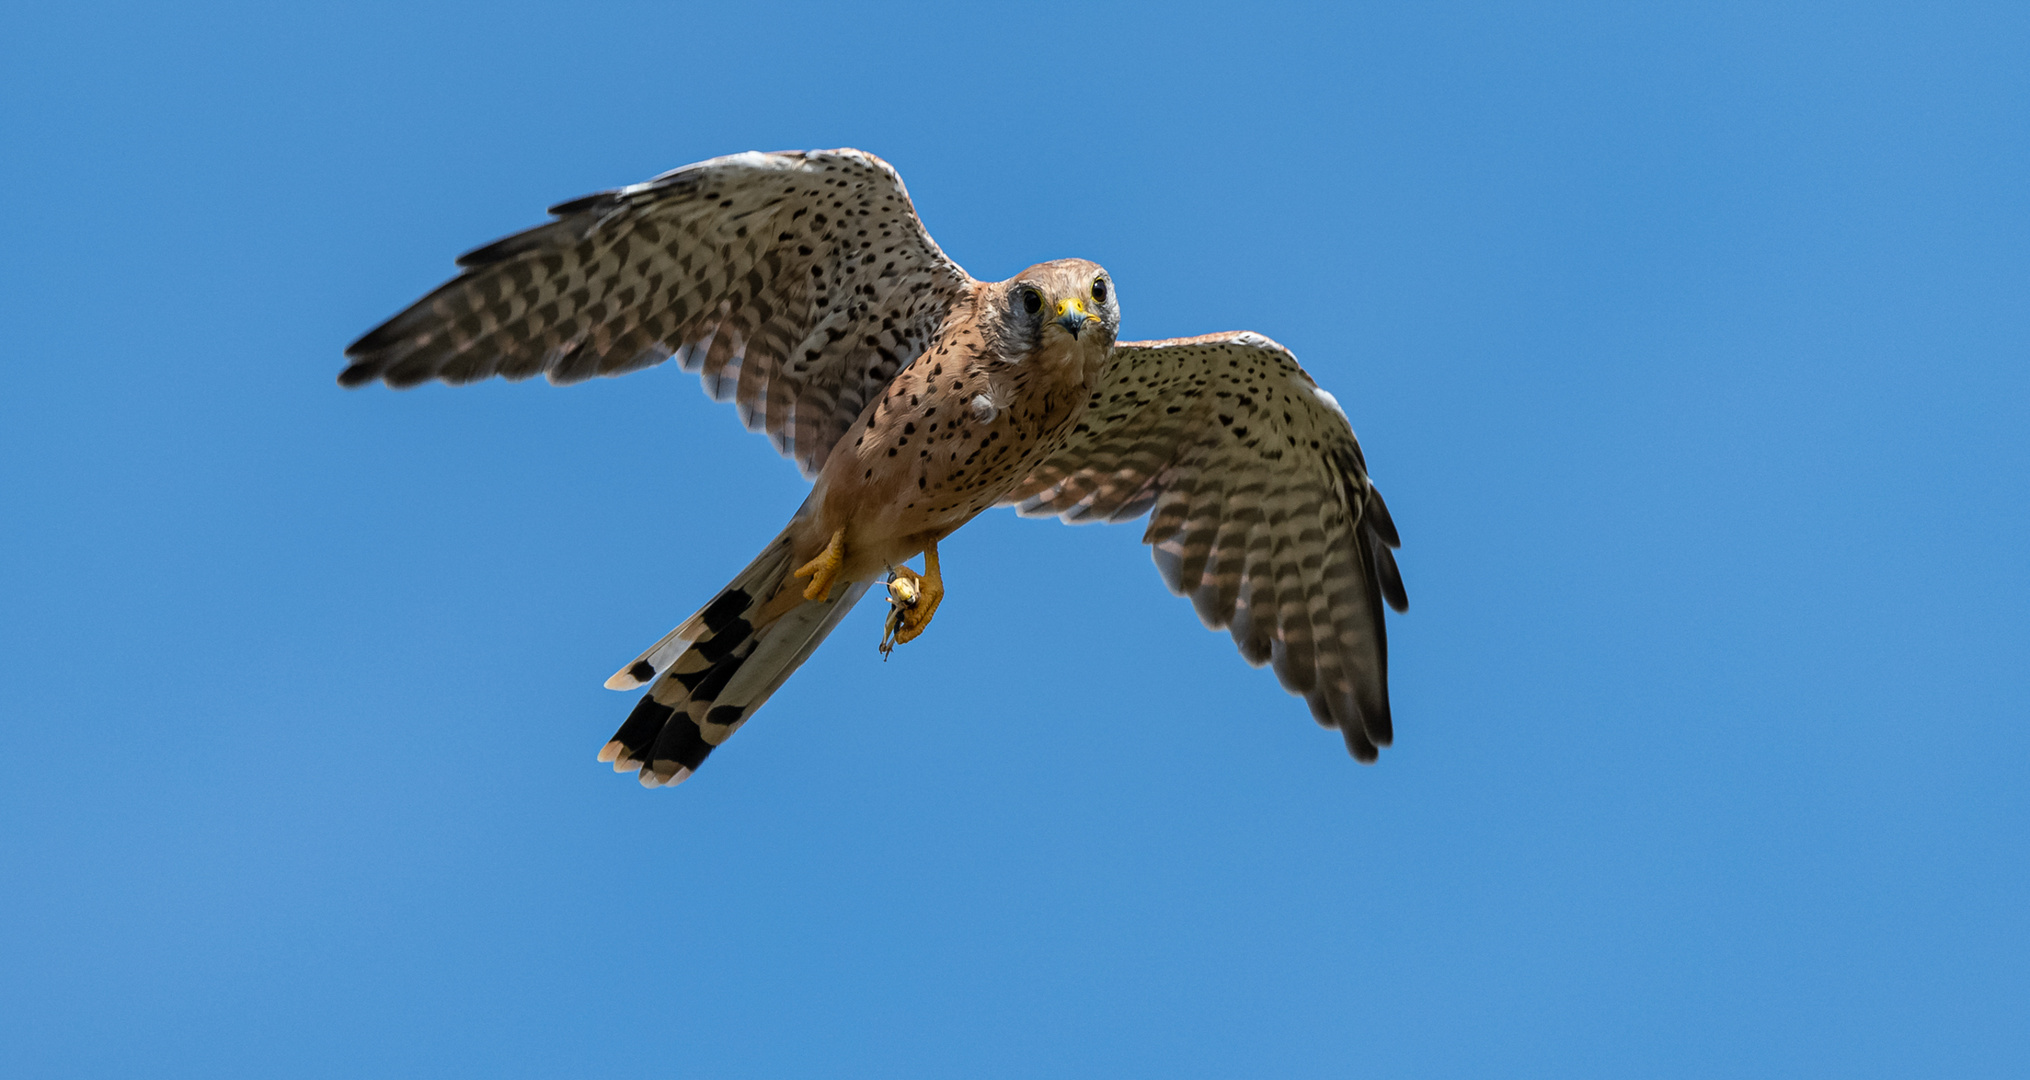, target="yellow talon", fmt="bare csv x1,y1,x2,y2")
793,529,846,602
